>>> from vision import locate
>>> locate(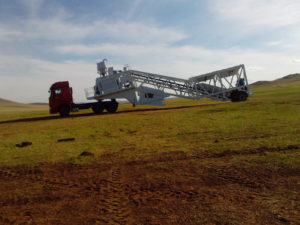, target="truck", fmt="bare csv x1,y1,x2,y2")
49,81,118,117
49,59,251,117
